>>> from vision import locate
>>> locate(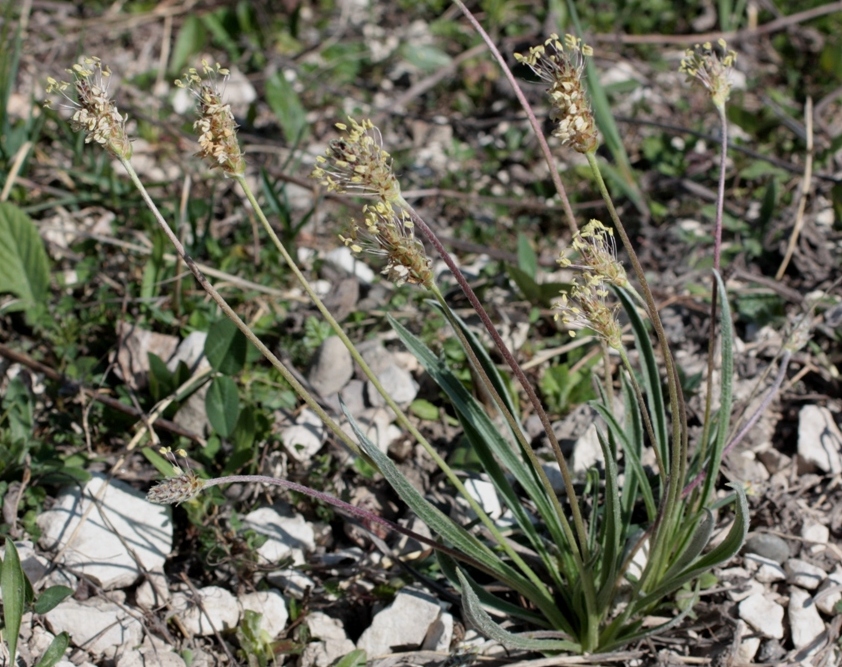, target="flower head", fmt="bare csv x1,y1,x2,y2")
175,60,245,175
45,56,133,159
146,448,206,505
679,39,737,110
555,275,622,349
340,201,433,288
515,34,598,153
559,219,628,288
311,118,401,202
